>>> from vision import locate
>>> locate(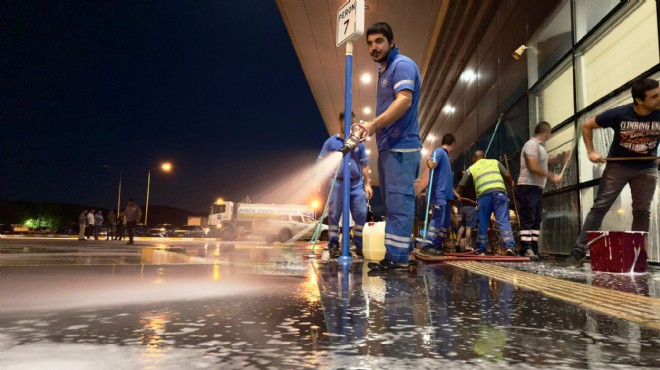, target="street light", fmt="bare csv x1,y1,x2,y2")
144,162,172,226
102,164,122,219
